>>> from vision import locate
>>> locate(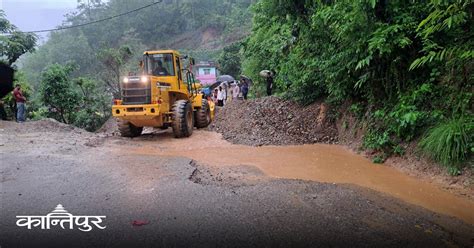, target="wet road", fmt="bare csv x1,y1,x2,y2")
0,121,473,247
123,130,474,225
